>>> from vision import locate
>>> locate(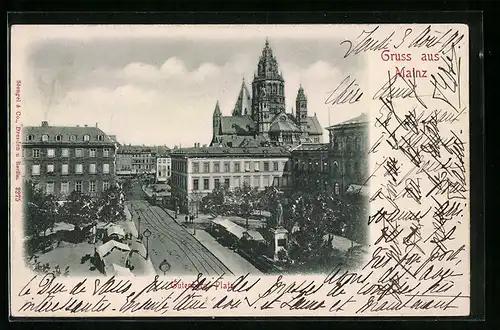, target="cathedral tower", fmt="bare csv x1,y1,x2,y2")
257,85,271,136
251,38,286,127
296,84,308,132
